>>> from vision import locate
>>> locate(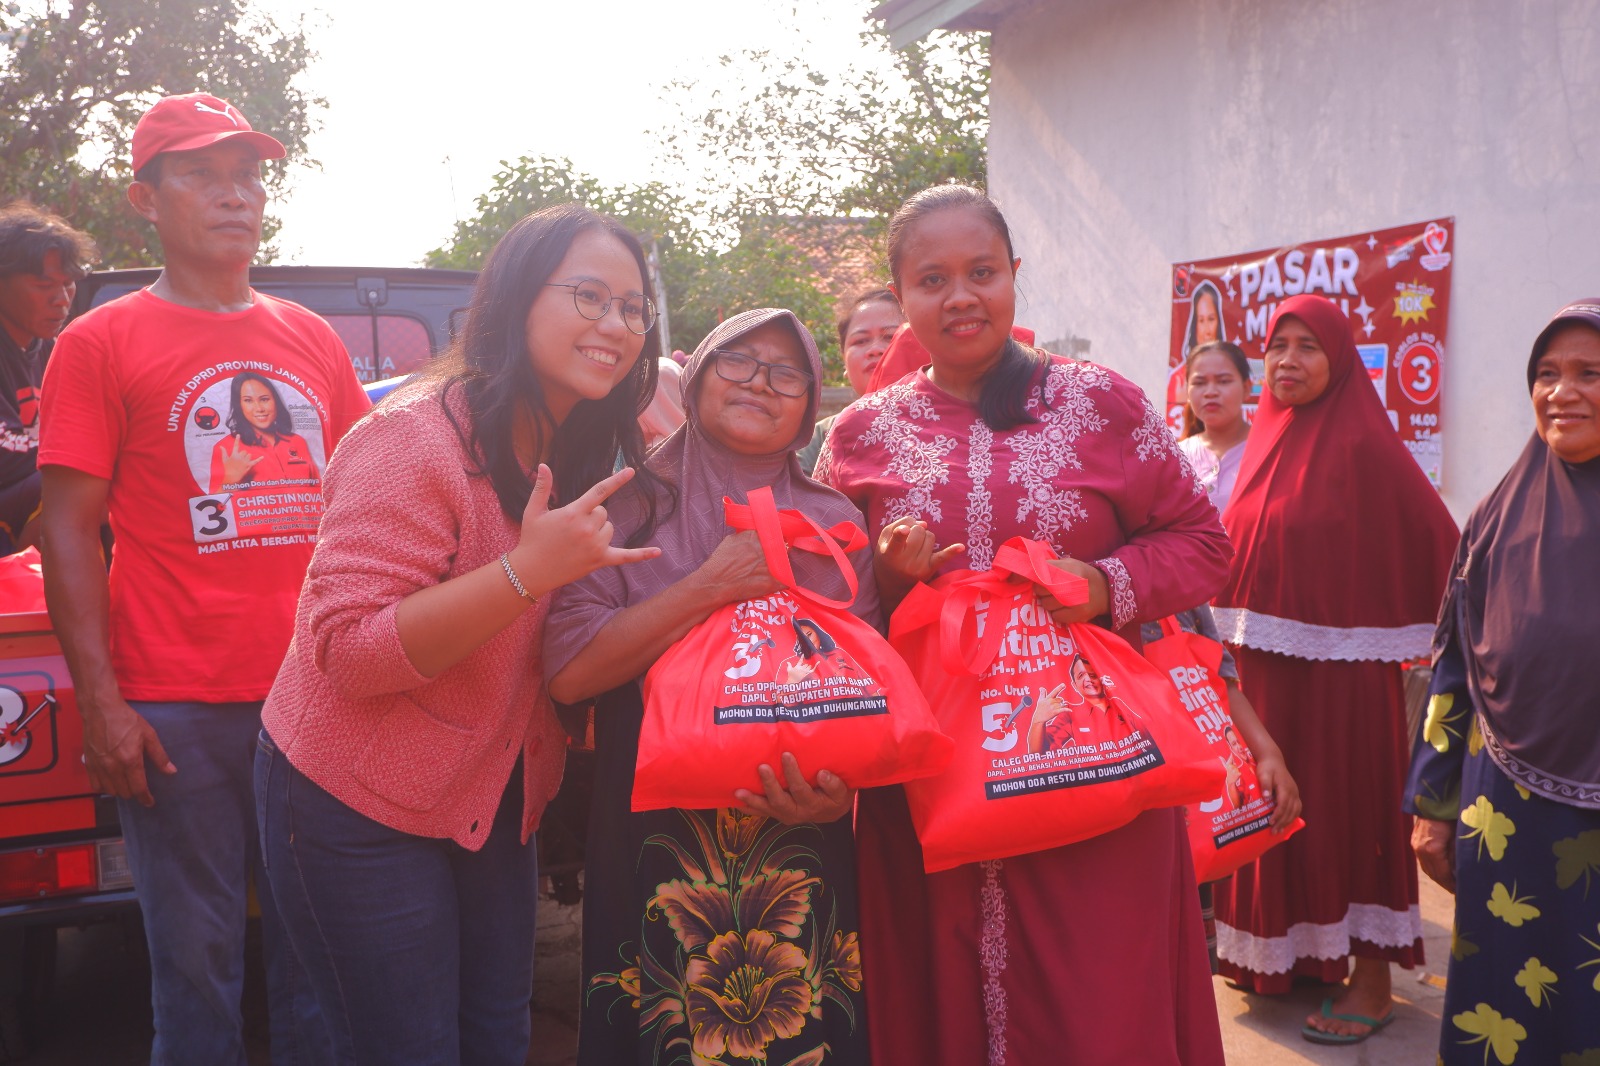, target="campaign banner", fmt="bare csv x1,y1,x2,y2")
1169,217,1454,487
